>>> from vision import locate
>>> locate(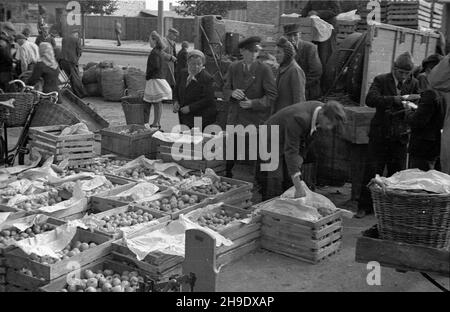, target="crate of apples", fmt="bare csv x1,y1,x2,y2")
28,240,98,265
0,223,55,248
116,167,154,180
195,209,249,232
14,190,64,212
140,193,202,214
190,180,238,196
117,128,151,136
84,159,129,175
61,267,144,292
95,207,162,234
